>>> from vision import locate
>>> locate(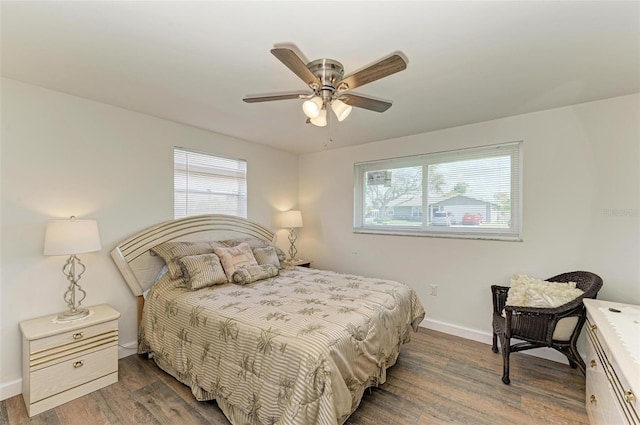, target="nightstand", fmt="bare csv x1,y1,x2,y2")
19,304,120,417
286,259,311,268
